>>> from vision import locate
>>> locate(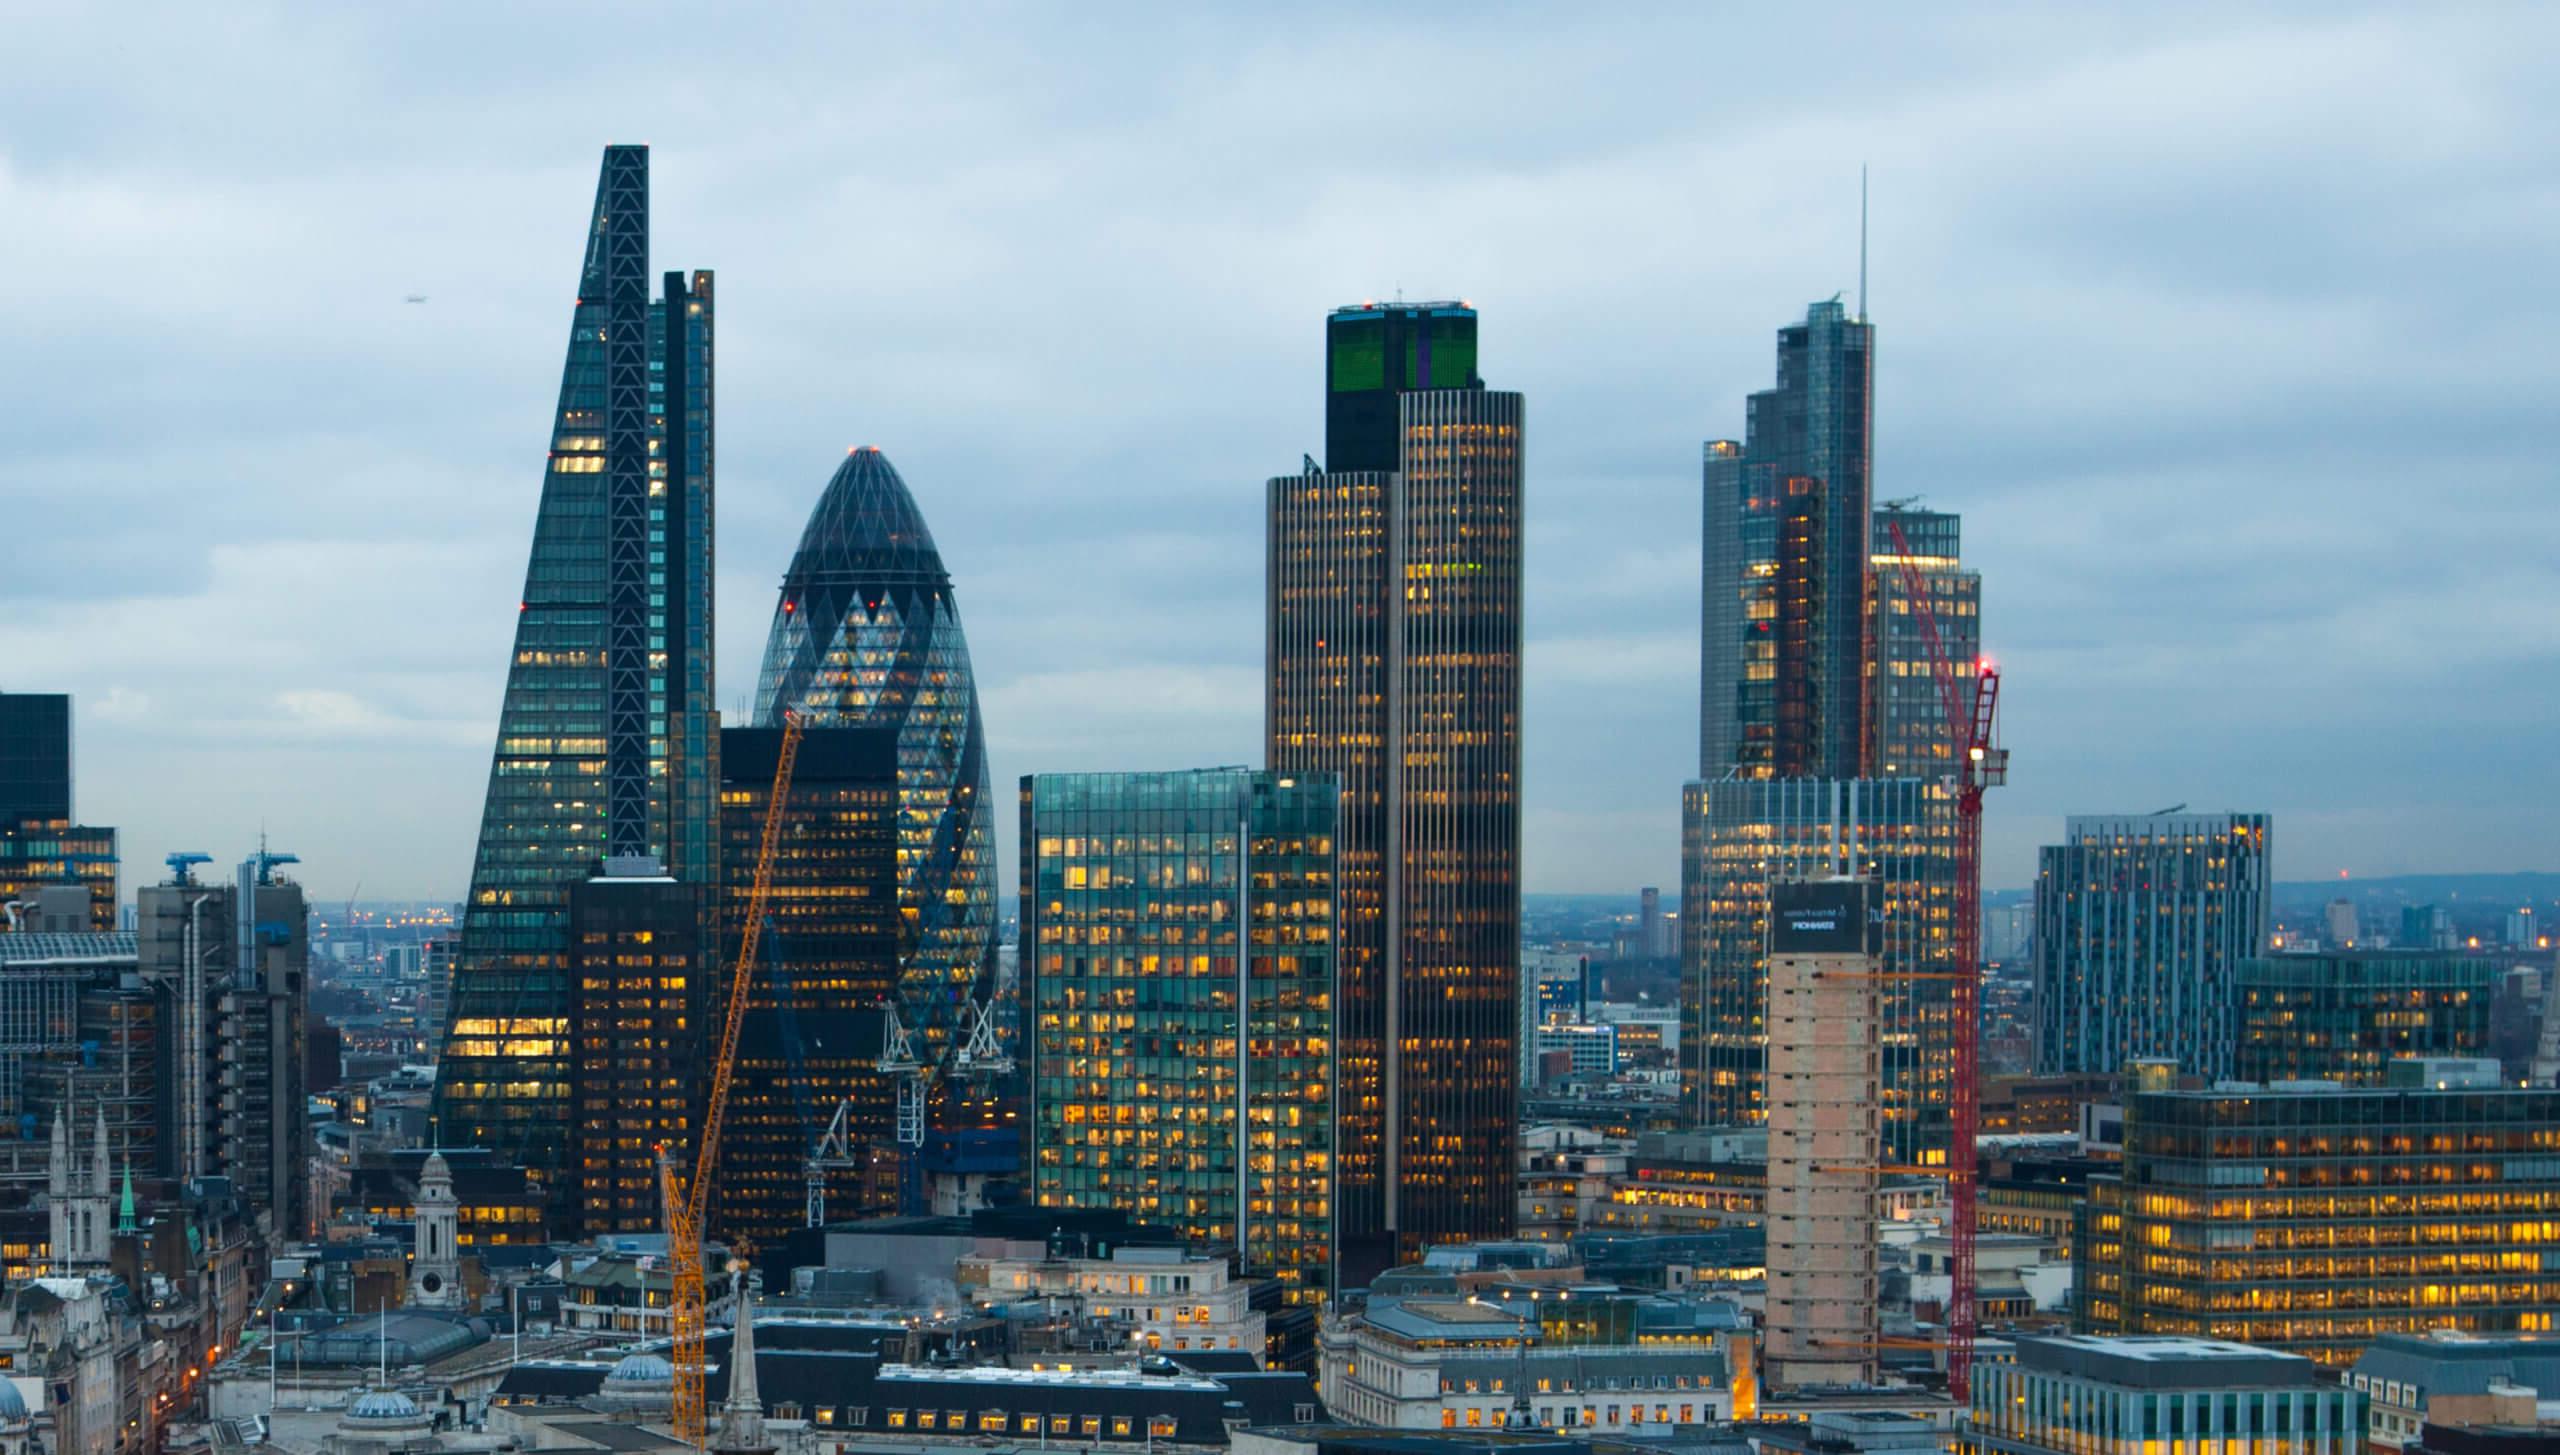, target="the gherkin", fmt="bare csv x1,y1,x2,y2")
753,449,995,1052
